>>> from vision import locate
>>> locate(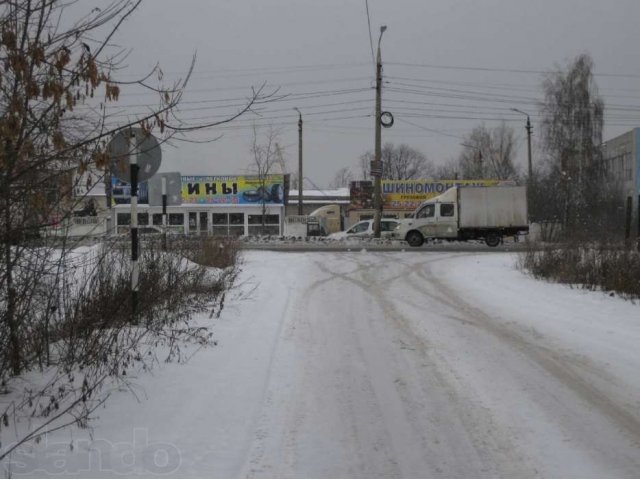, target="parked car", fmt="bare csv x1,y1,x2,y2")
328,218,400,239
